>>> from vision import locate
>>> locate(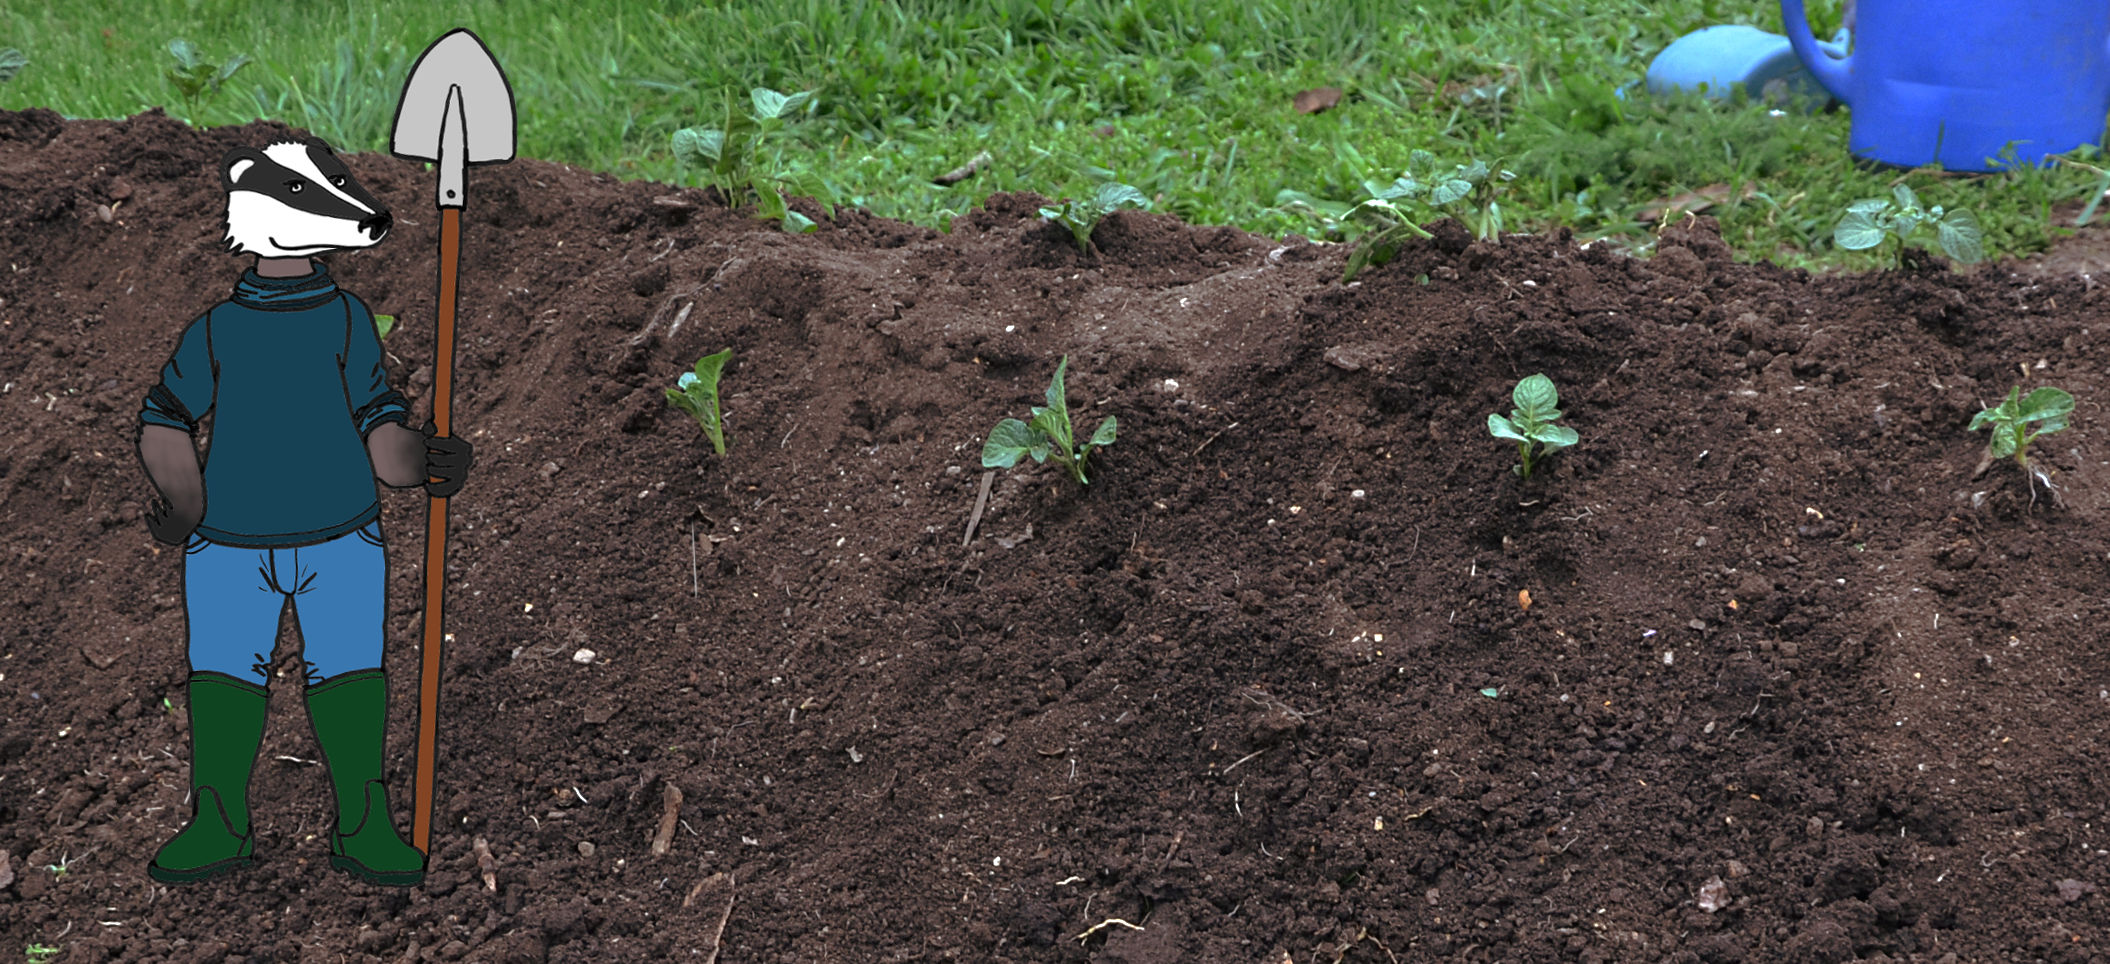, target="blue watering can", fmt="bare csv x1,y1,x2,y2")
1645,24,1849,110
1782,0,2110,171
